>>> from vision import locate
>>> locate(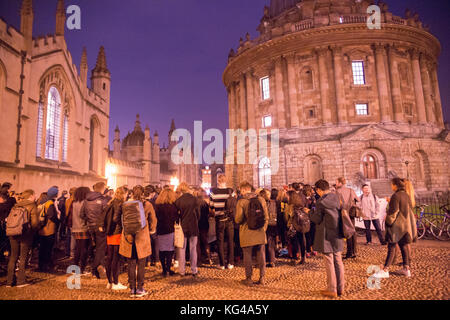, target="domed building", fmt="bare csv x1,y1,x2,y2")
223,0,449,195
